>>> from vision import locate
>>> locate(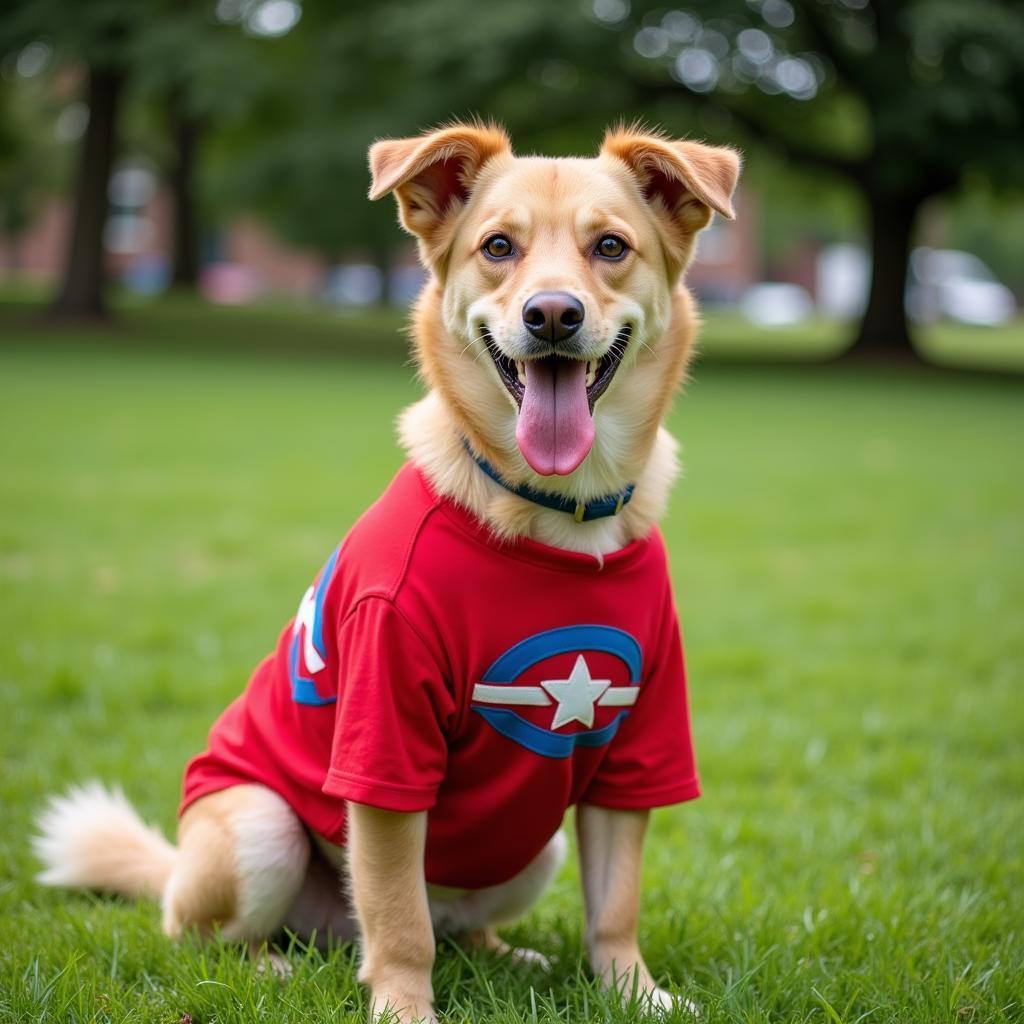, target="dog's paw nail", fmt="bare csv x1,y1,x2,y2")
508,945,552,971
